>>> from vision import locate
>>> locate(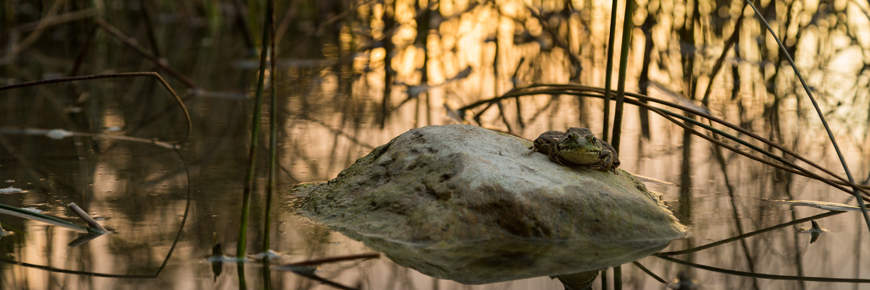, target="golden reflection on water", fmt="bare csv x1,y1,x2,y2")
281,0,870,288
3,0,870,288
